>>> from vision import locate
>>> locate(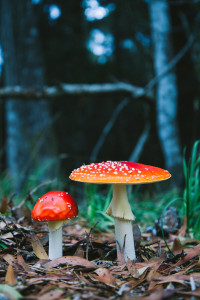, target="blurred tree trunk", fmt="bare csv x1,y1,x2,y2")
149,0,183,186
0,0,57,190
